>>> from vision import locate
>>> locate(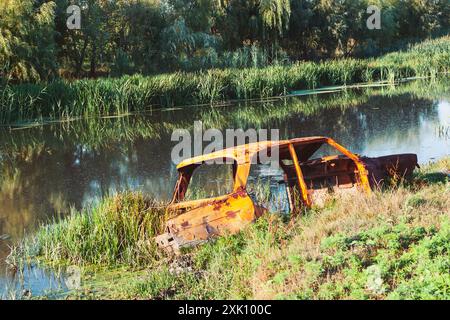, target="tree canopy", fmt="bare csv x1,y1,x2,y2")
0,0,448,82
